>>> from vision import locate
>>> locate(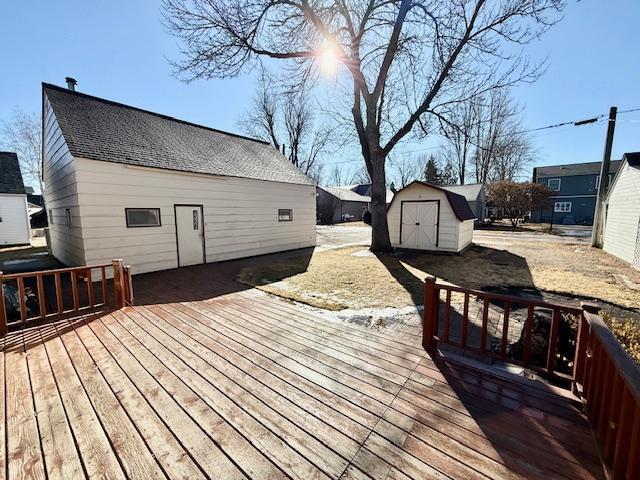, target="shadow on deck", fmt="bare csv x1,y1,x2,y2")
0,256,605,479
